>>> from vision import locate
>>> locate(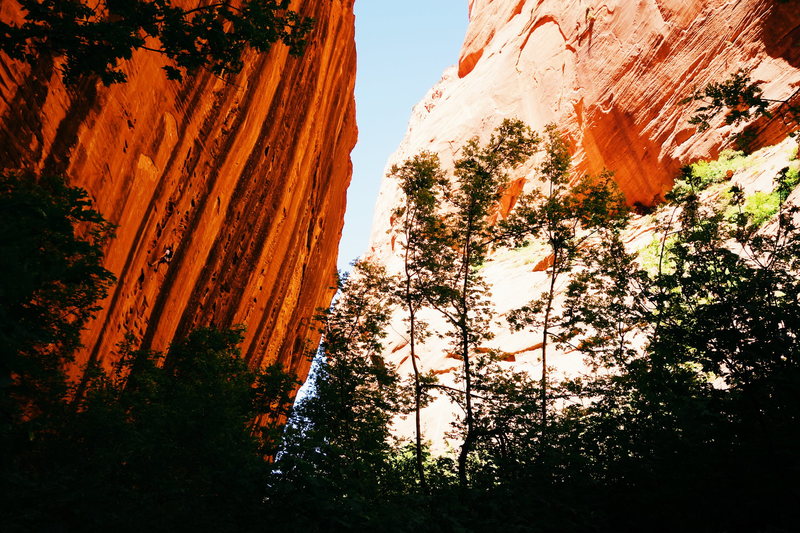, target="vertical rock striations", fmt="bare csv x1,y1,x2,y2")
0,0,357,381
